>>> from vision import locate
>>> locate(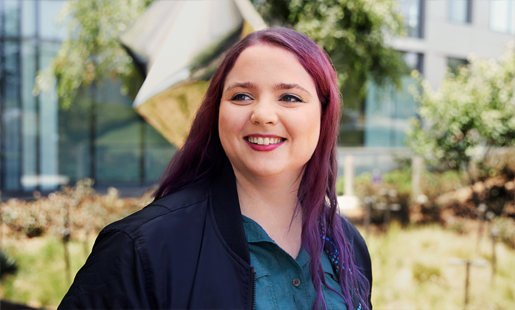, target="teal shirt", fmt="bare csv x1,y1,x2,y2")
242,216,348,310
